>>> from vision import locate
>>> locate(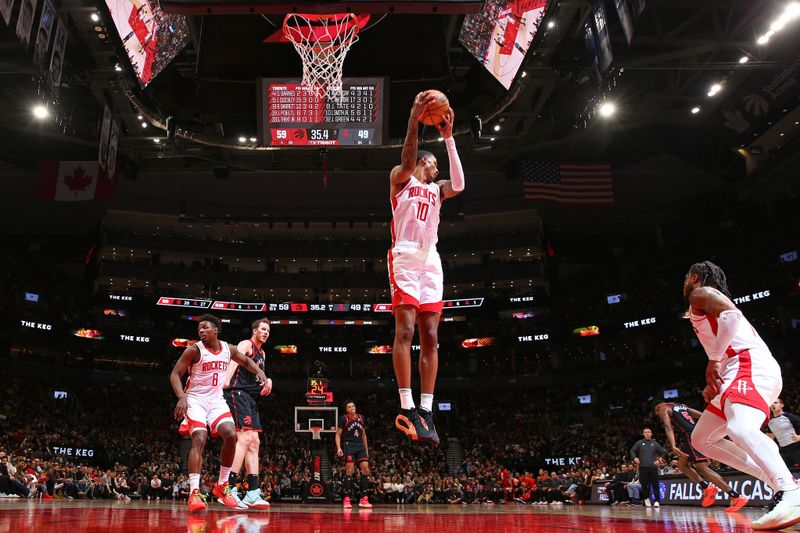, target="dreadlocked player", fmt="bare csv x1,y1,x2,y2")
684,261,800,530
